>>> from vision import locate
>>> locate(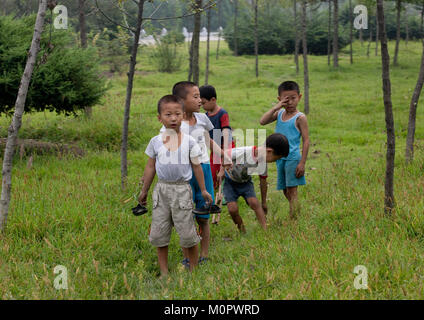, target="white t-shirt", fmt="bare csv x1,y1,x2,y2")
145,133,202,182
161,113,215,164
224,146,268,183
